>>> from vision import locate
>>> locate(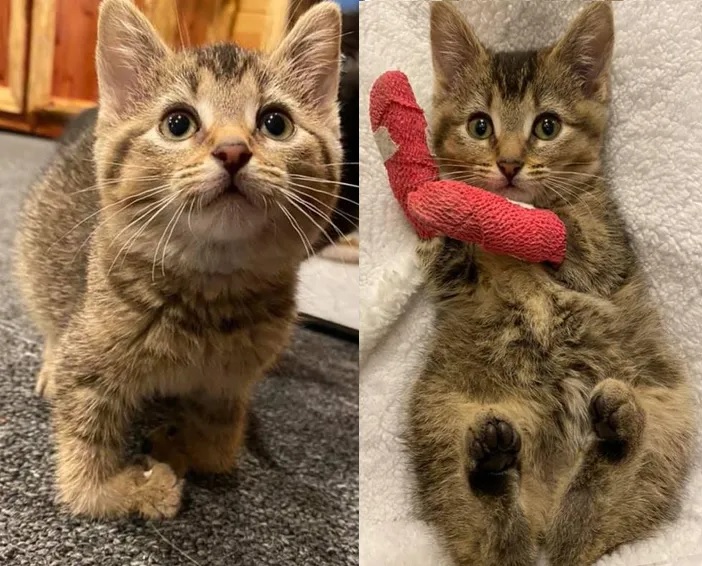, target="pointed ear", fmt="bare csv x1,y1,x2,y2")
550,2,614,101
430,1,487,90
271,2,341,109
96,0,171,122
